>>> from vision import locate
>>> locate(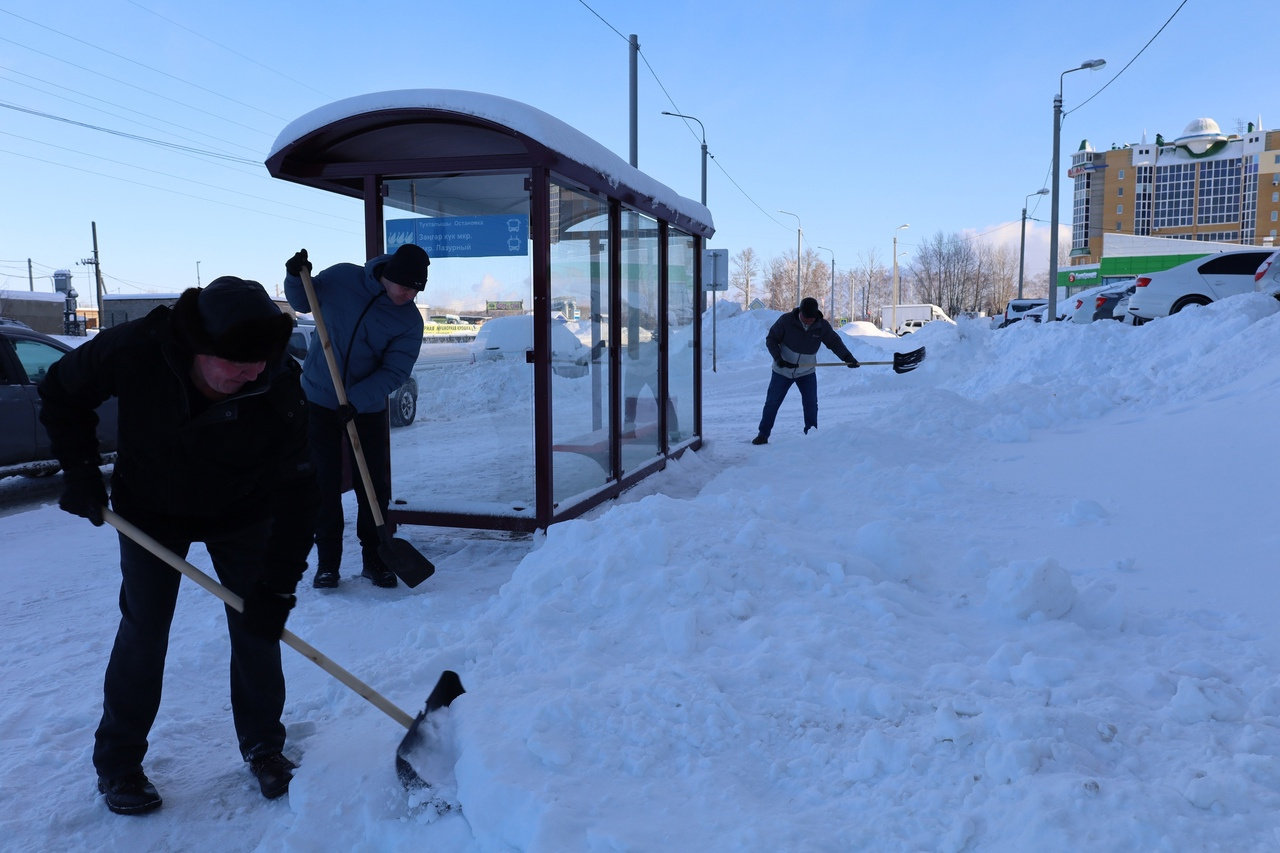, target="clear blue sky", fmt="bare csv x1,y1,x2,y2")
0,0,1271,310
